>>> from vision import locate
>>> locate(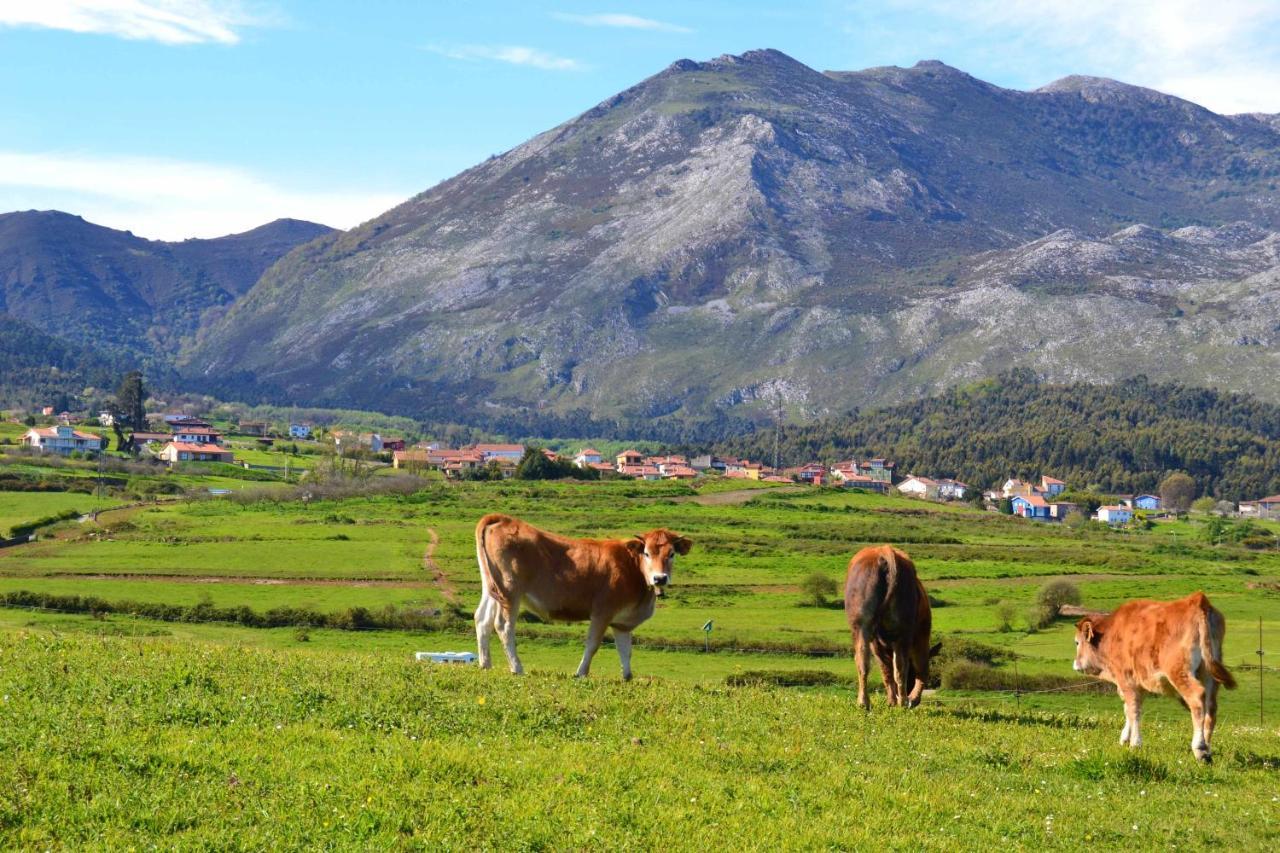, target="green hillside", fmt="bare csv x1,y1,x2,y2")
713,371,1280,500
